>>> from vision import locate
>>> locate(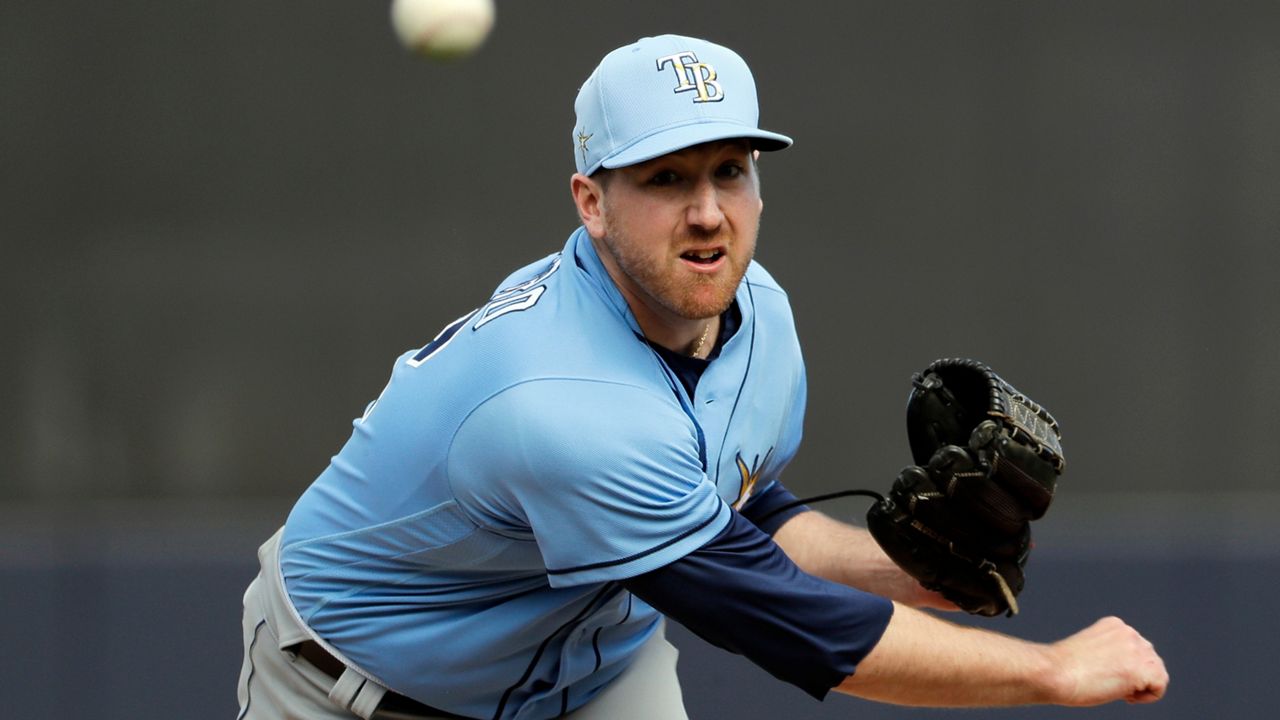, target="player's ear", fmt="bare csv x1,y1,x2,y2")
571,172,607,239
